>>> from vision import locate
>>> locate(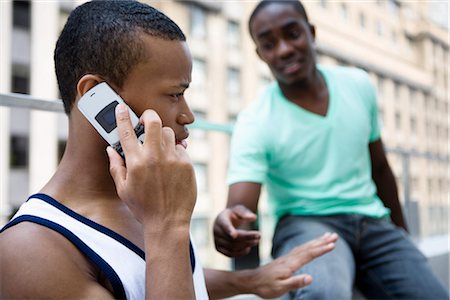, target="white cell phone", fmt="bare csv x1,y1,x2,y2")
77,82,144,159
